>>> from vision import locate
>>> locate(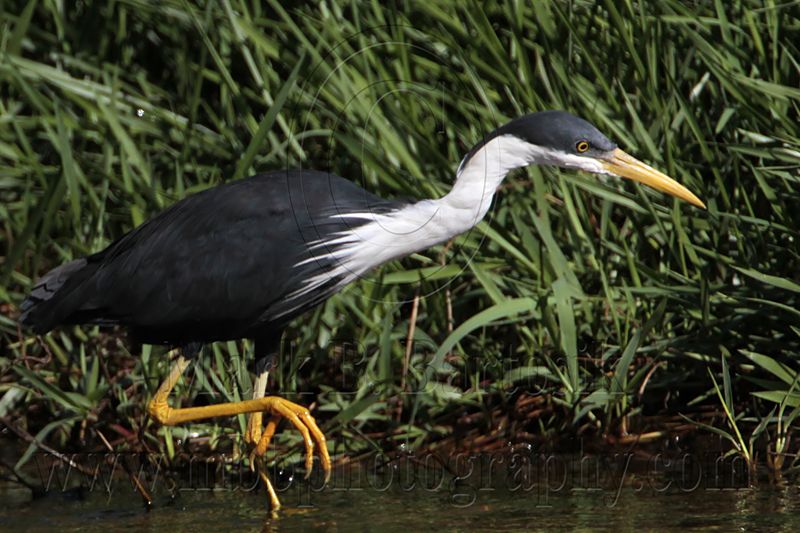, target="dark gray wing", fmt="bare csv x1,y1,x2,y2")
21,170,403,344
